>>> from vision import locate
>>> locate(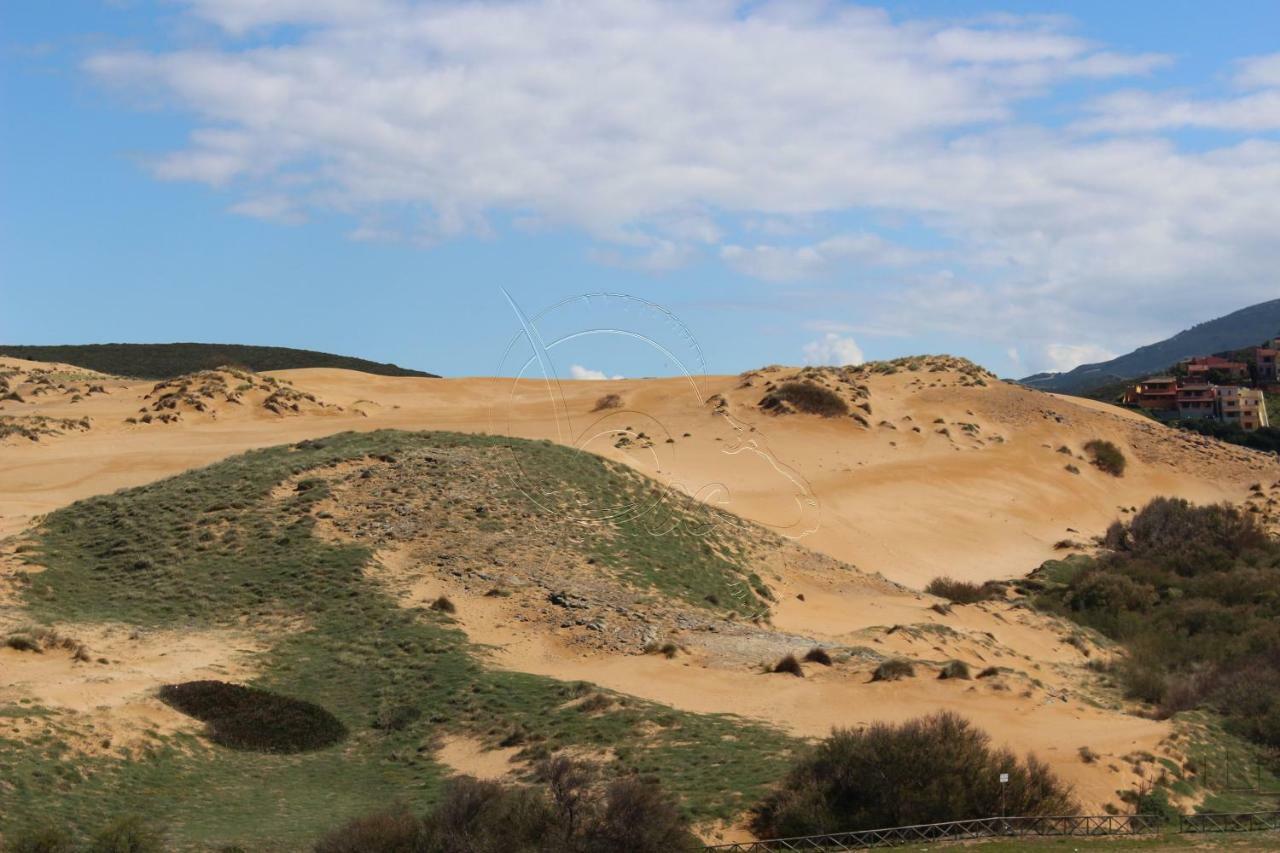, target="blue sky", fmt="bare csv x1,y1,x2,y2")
3,1,1279,378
